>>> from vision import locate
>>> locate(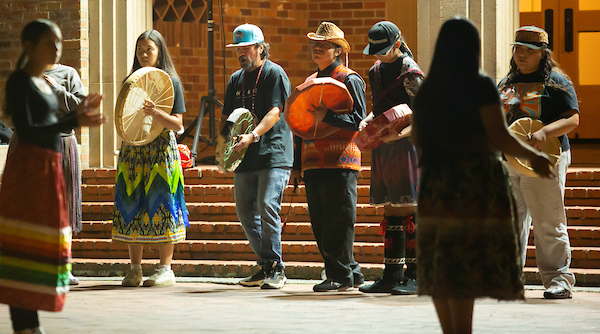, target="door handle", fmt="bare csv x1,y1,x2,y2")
545,9,554,50
565,8,573,52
